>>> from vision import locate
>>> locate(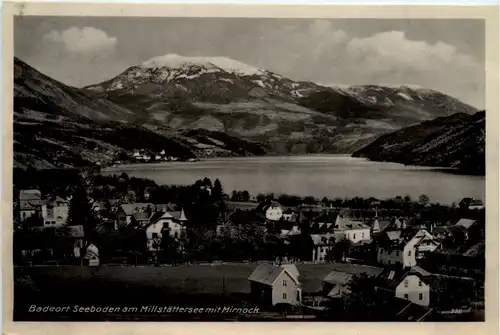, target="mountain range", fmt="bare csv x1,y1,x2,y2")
352,110,485,175
14,54,481,172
